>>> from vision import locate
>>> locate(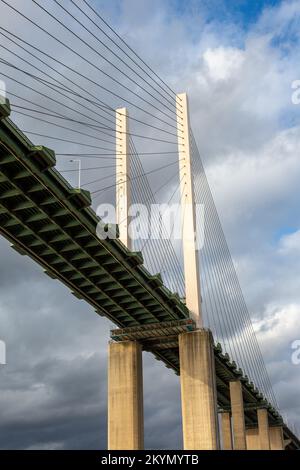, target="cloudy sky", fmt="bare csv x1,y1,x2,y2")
0,0,300,449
